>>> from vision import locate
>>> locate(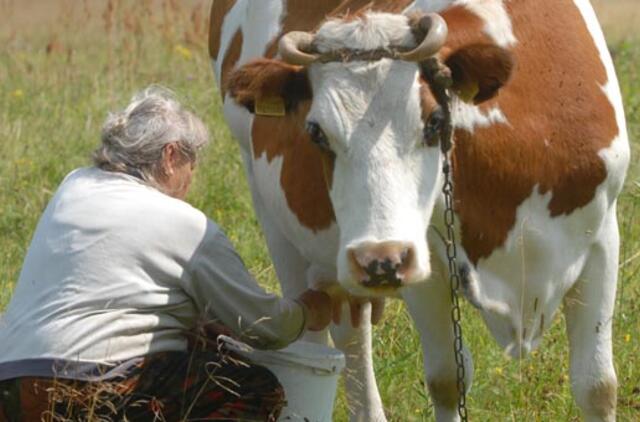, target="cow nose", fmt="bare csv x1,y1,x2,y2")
348,241,416,288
